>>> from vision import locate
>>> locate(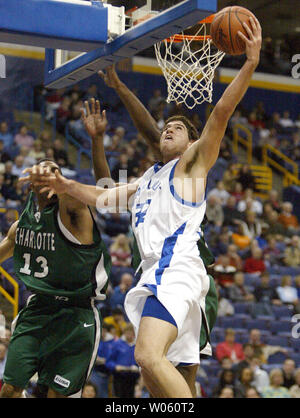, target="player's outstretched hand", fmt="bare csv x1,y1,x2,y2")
98,64,122,90
237,16,262,65
81,98,107,139
19,165,71,198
